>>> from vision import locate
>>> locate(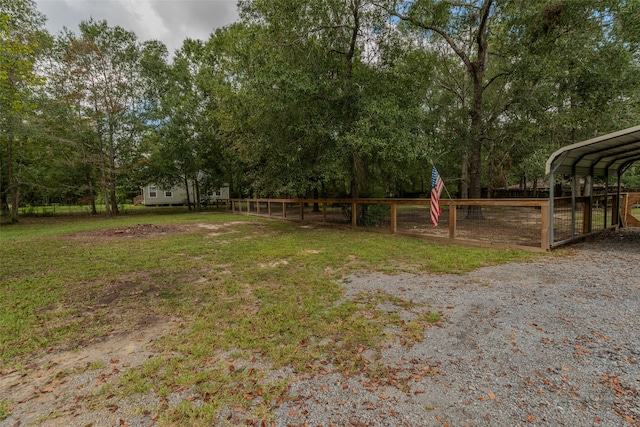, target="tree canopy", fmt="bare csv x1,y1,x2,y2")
1,0,639,219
